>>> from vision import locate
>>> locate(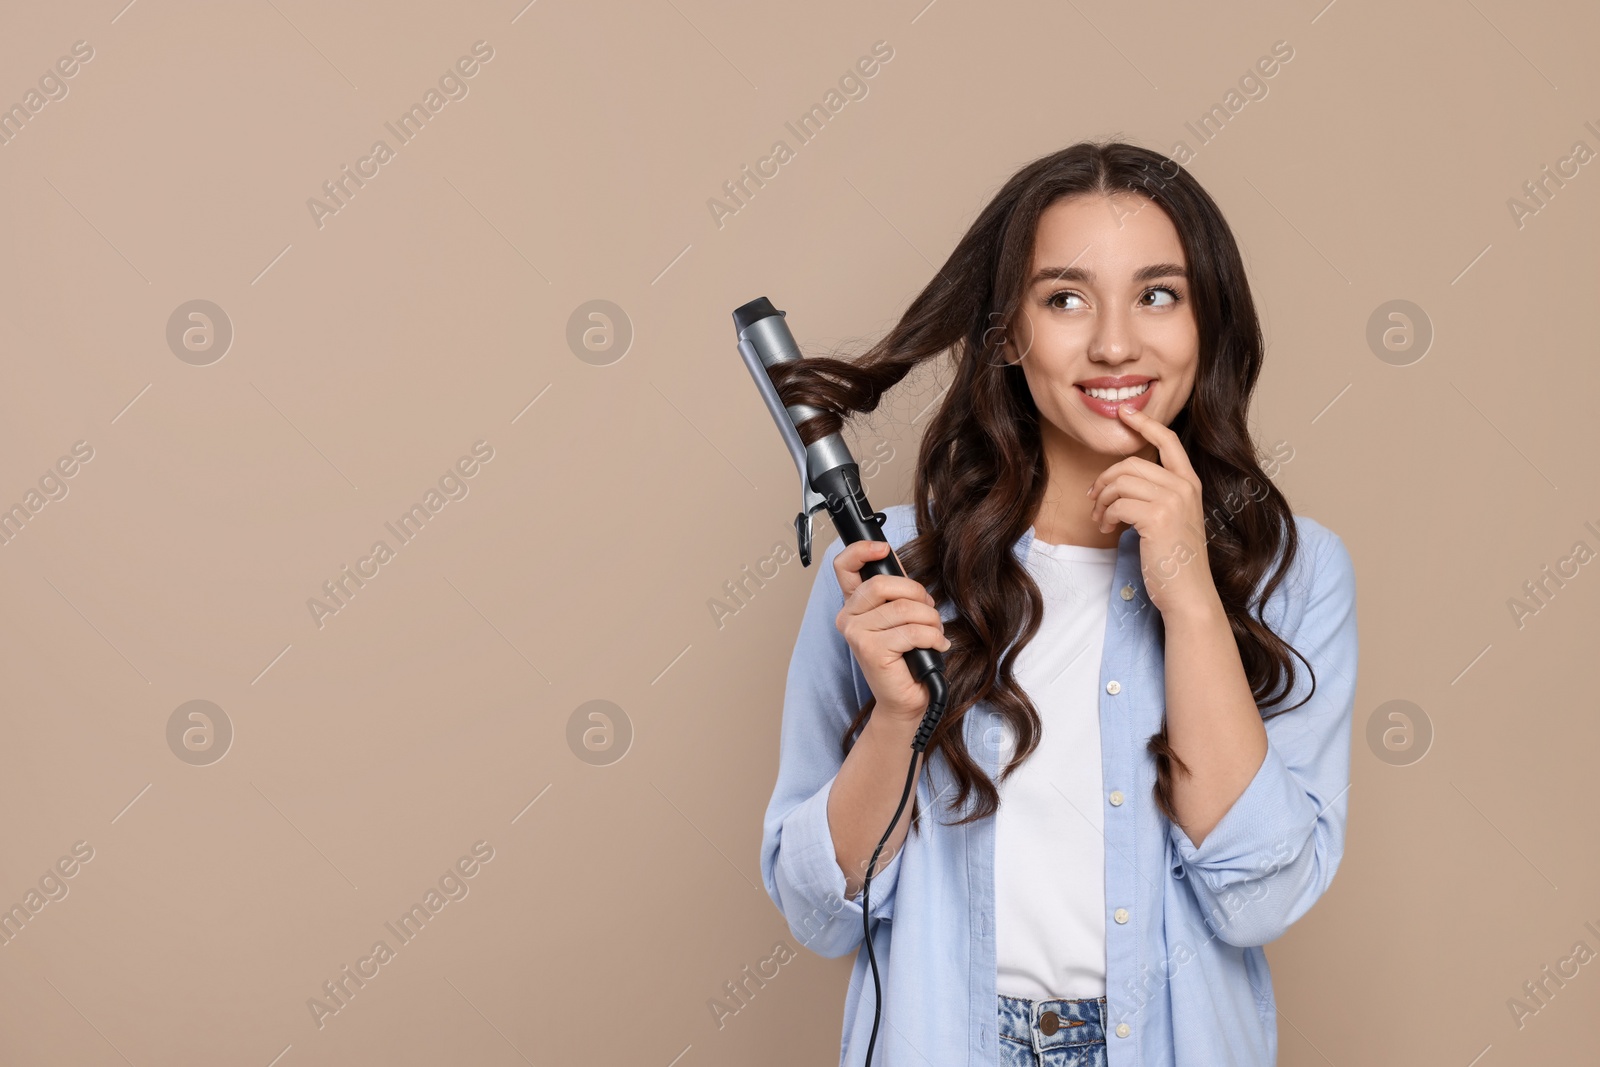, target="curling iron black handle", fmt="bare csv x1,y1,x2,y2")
811,463,946,689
